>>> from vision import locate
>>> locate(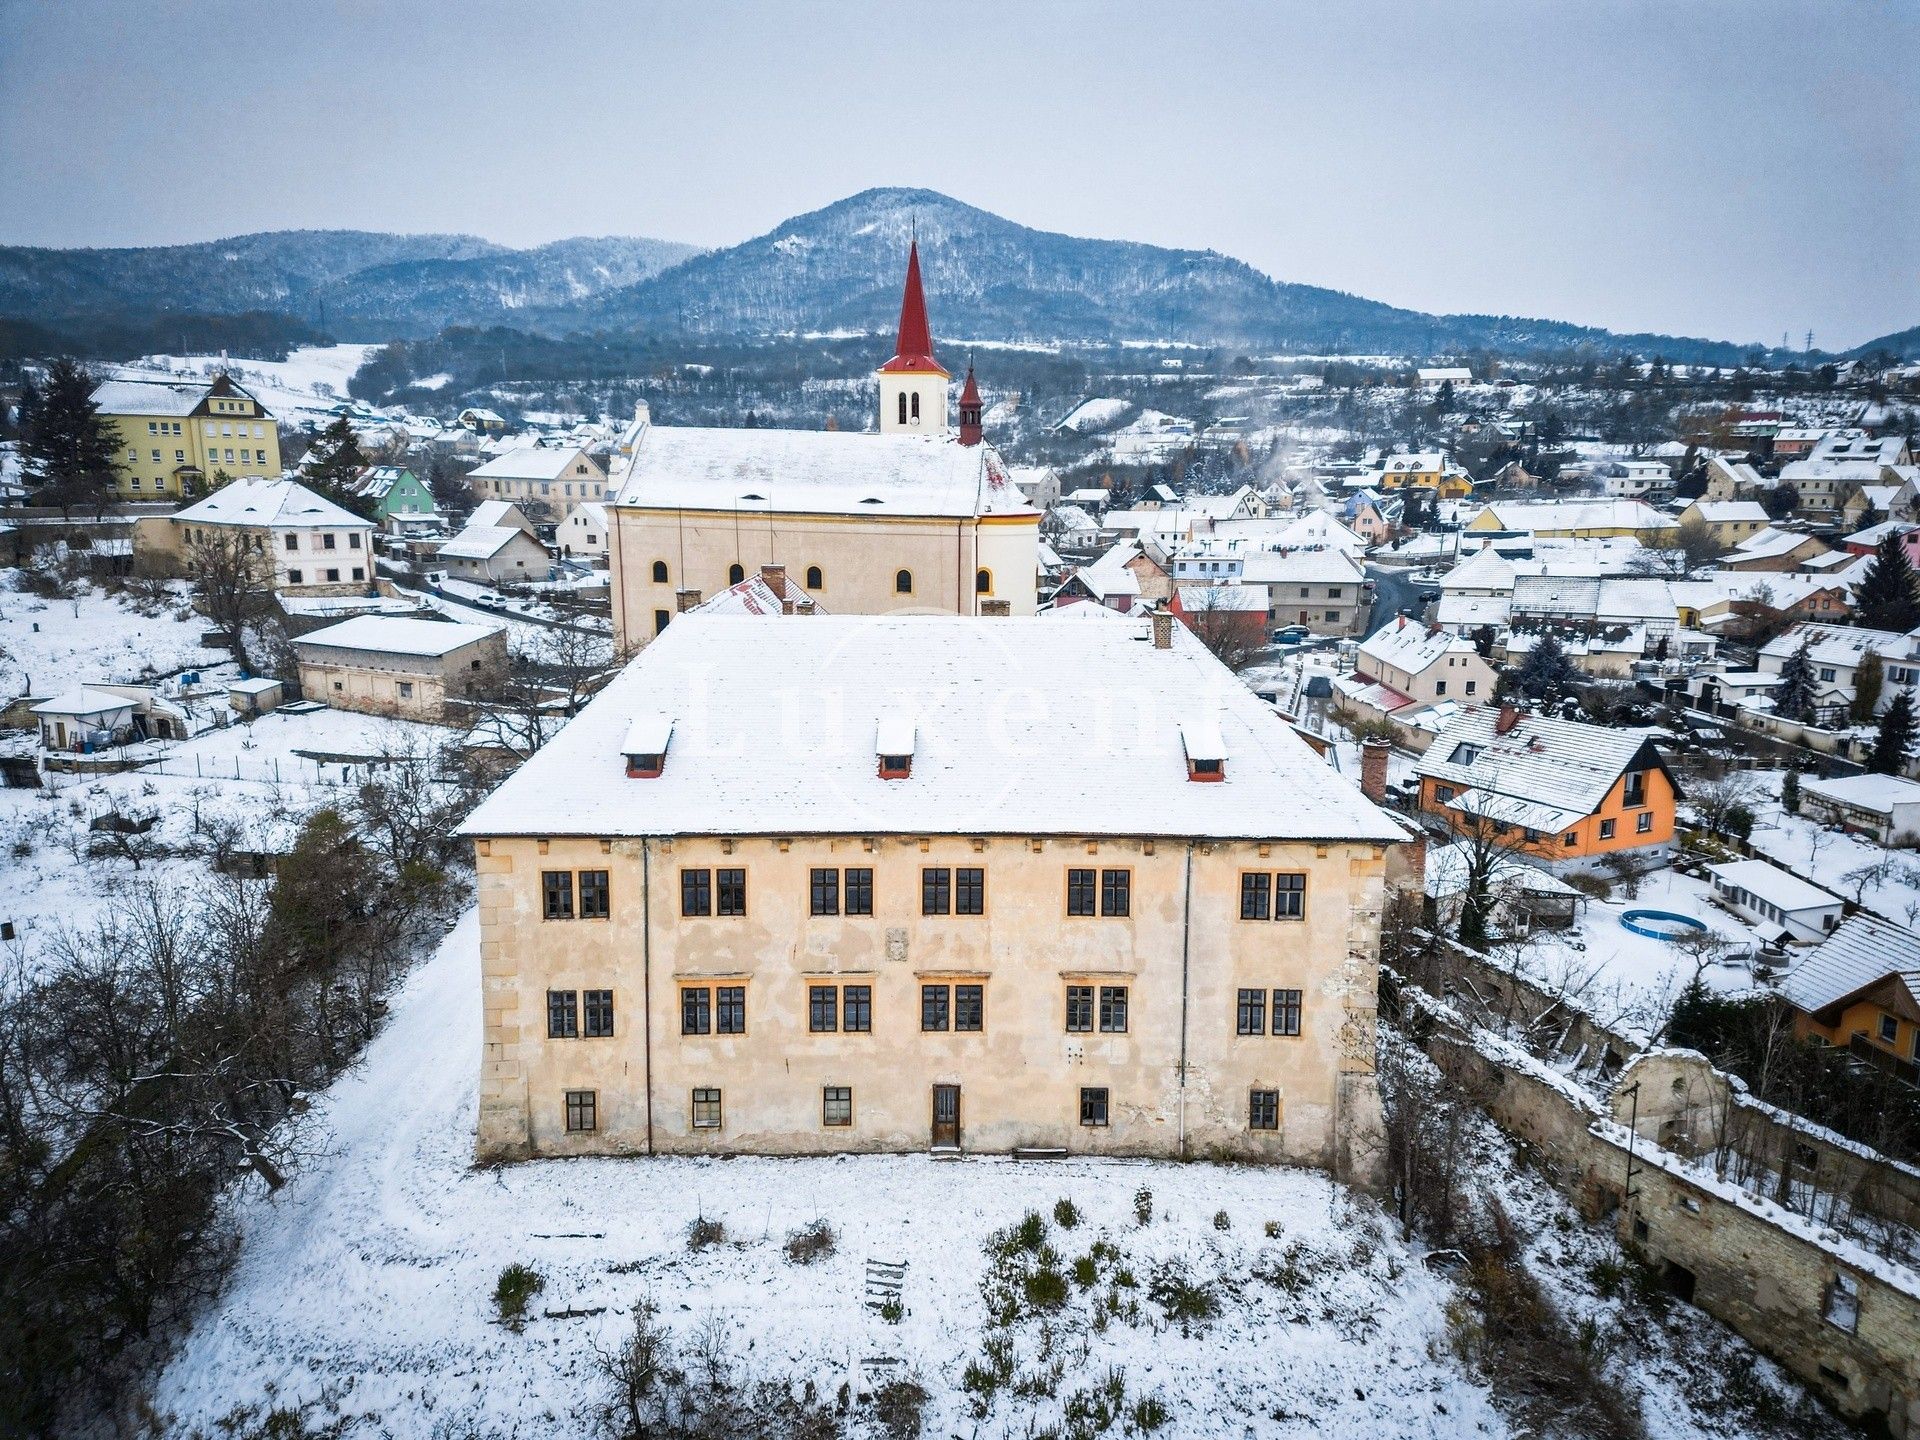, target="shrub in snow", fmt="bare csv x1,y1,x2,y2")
1147,1260,1218,1325
1131,1394,1171,1431
1070,1253,1098,1289
1132,1187,1153,1226
685,1215,725,1251
783,1217,836,1265
1010,1210,1047,1253
878,1295,904,1325
493,1263,543,1329
870,1377,928,1440
1263,1219,1283,1239
1021,1264,1069,1312
1051,1196,1080,1229
1212,1209,1231,1231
